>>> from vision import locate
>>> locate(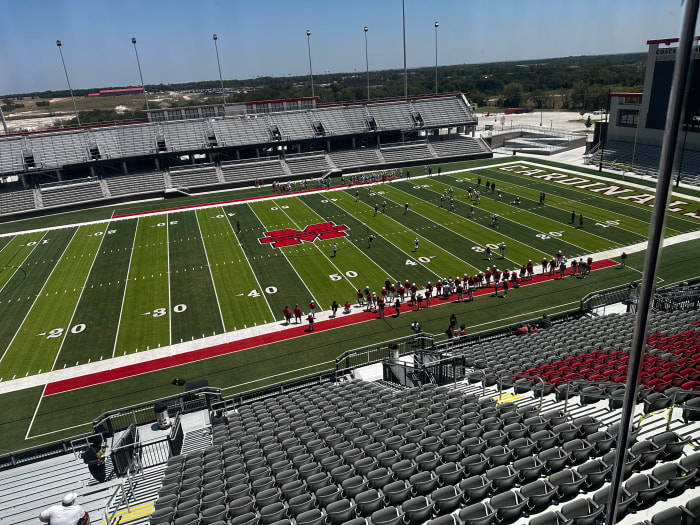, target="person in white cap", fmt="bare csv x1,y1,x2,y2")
39,493,90,525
